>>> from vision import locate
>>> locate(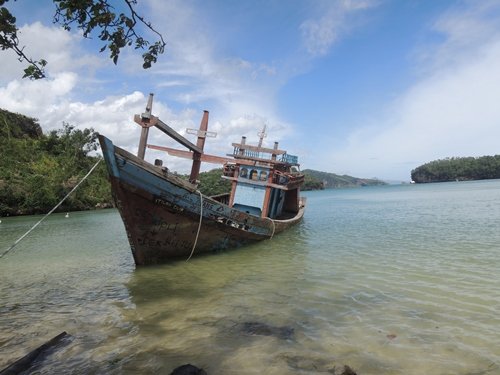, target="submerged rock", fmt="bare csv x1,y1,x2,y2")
170,364,207,375
279,353,358,374
332,365,358,375
240,321,294,340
